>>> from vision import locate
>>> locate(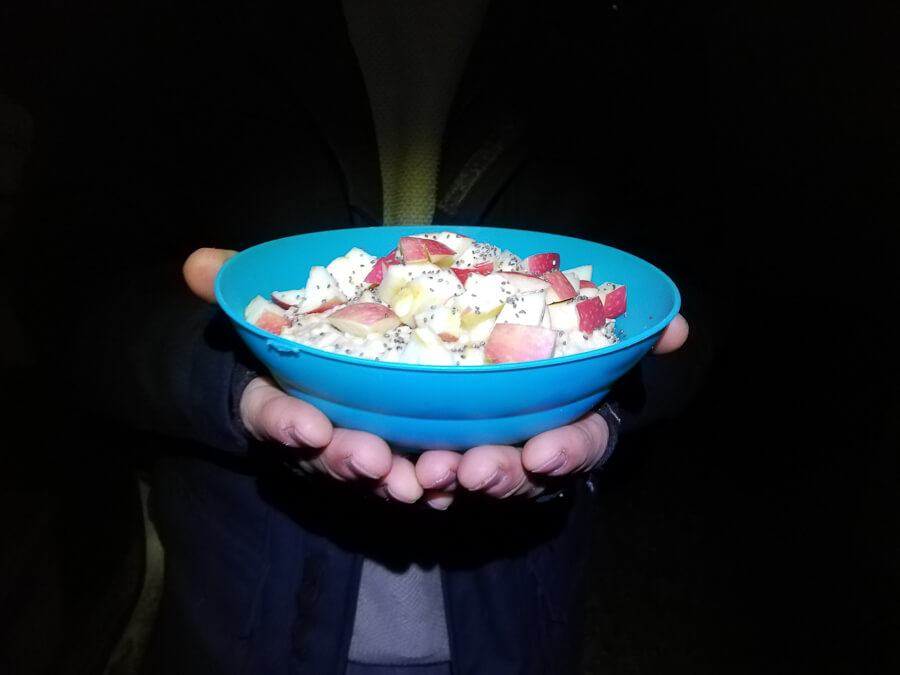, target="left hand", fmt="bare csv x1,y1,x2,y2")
415,313,689,509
